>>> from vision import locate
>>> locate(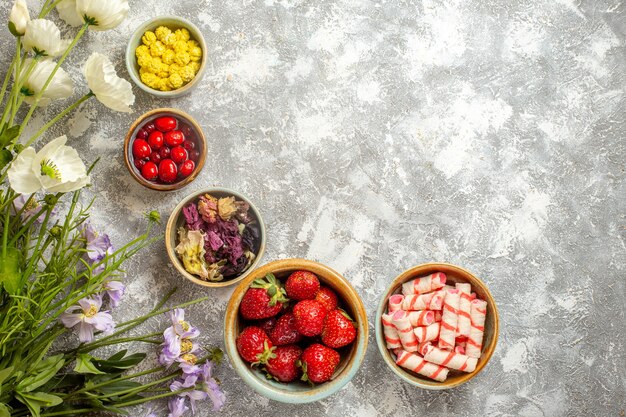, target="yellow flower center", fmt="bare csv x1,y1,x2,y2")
180,353,197,364
178,320,190,332
84,304,97,318
40,159,61,180
180,339,193,354
24,199,39,212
